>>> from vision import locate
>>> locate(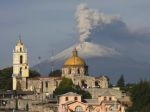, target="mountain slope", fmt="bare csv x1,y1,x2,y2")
32,42,150,83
